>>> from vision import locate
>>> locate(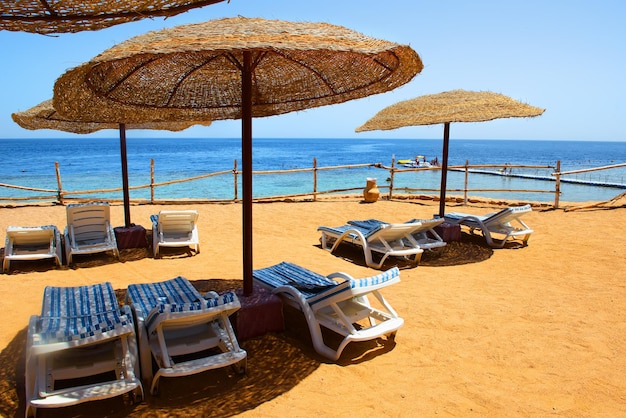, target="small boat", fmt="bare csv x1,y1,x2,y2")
403,160,432,168
398,155,438,168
